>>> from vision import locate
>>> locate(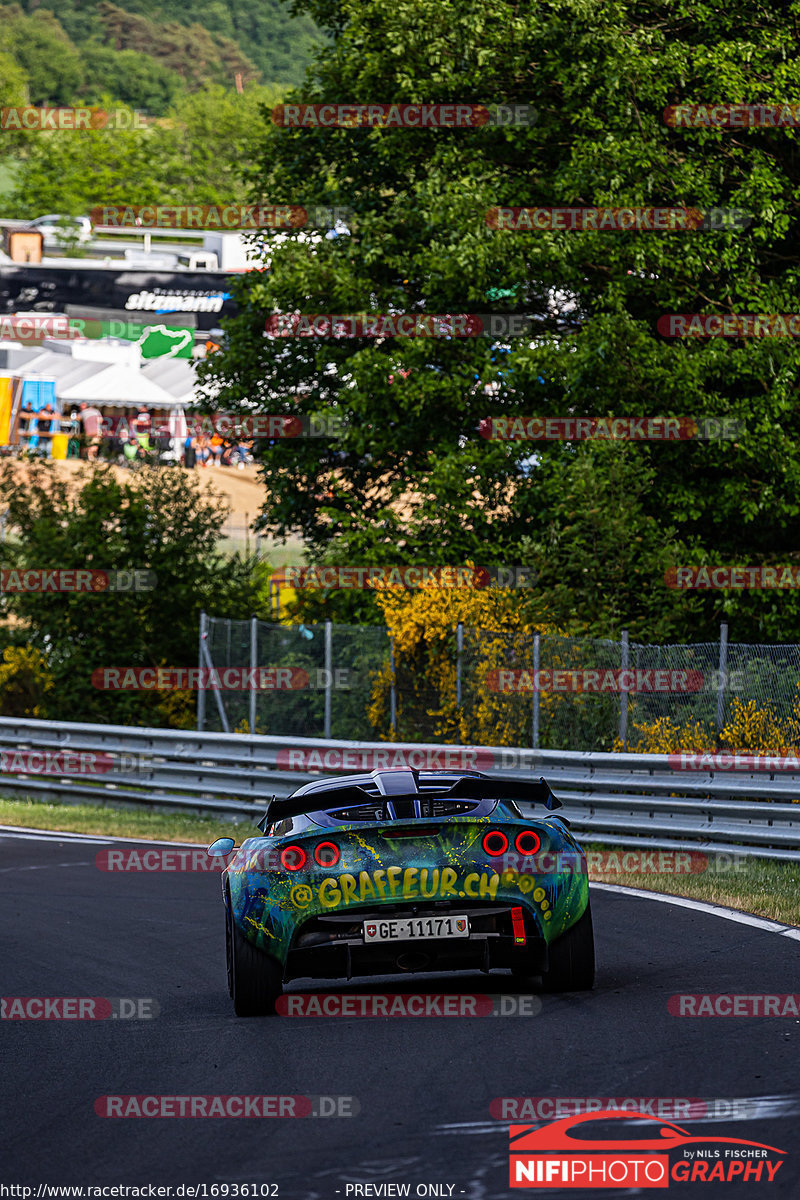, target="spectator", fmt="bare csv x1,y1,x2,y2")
78,402,103,460
210,434,224,467
196,432,211,467
17,401,35,451
233,439,250,469
37,402,58,458
183,433,197,469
